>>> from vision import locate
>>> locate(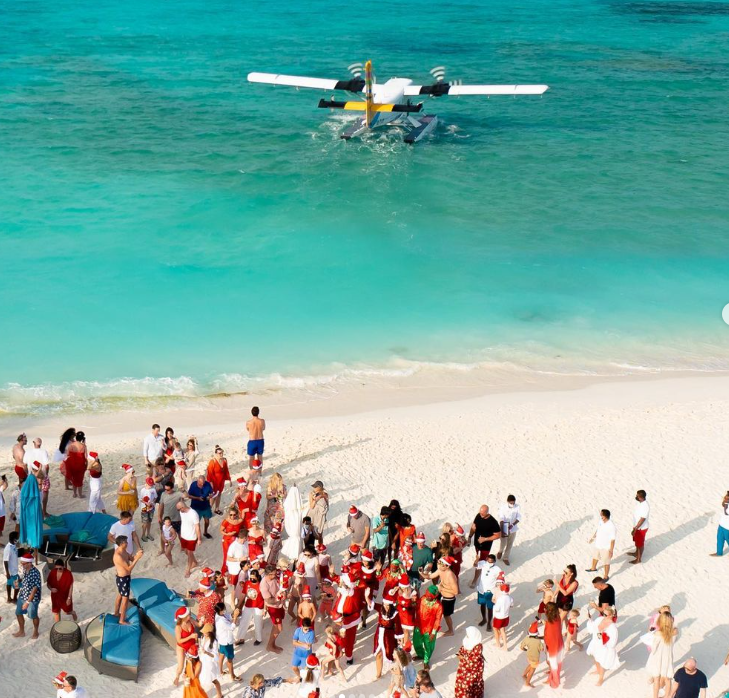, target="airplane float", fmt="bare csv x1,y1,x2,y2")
248,60,548,143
